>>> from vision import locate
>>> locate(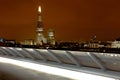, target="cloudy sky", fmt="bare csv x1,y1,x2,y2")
0,0,120,41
